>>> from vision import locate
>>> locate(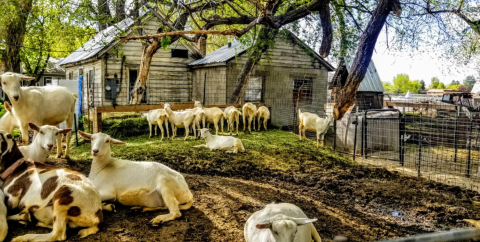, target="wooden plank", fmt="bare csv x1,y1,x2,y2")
93,103,270,113
386,101,456,111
